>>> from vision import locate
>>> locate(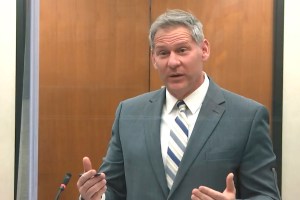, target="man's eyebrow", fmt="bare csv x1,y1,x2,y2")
154,42,190,49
